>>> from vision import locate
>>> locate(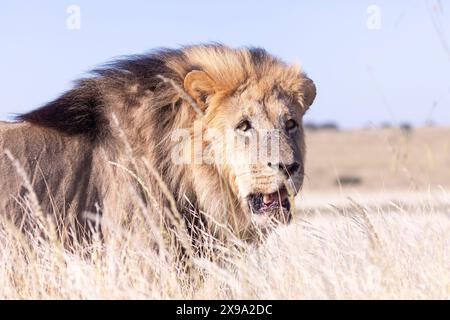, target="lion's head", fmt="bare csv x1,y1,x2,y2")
178,45,316,237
